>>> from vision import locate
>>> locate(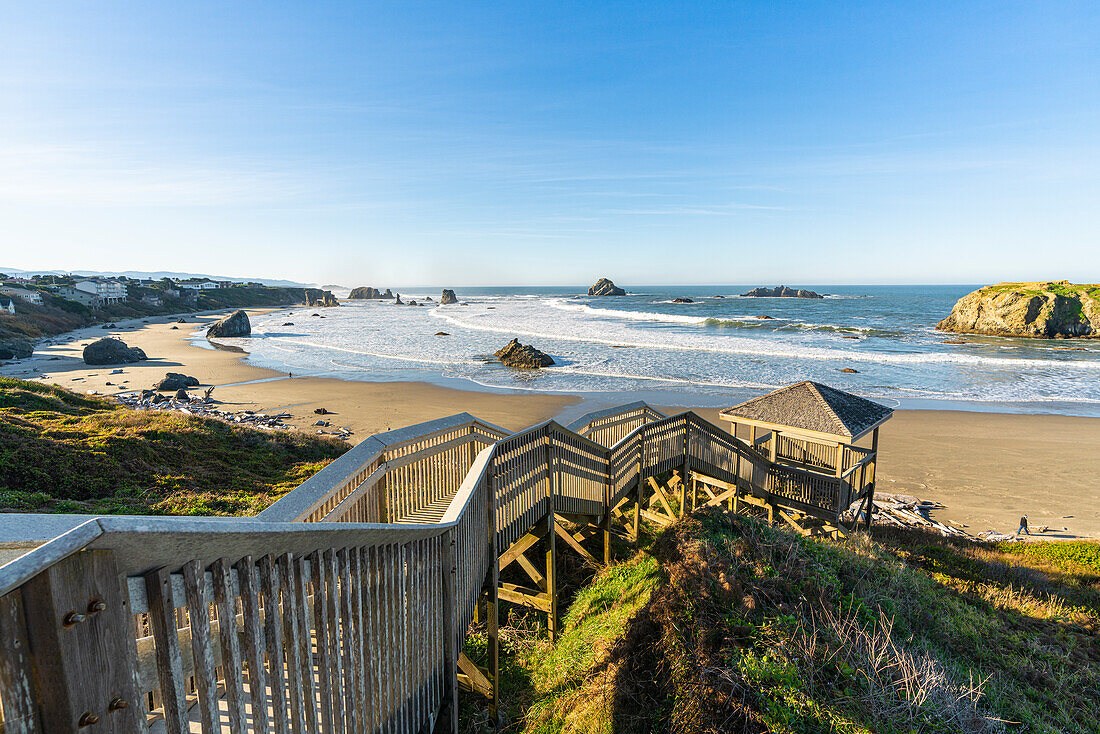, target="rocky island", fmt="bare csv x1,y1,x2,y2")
348,286,395,300
495,338,555,368
588,278,626,296
938,281,1100,338
742,286,824,299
